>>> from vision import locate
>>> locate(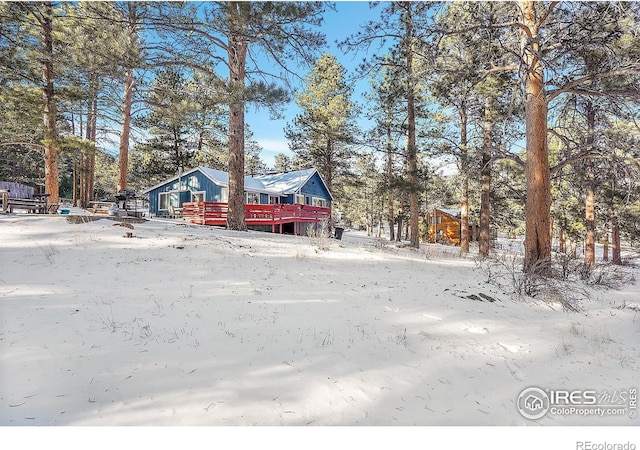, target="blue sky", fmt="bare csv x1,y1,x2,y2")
247,1,382,168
